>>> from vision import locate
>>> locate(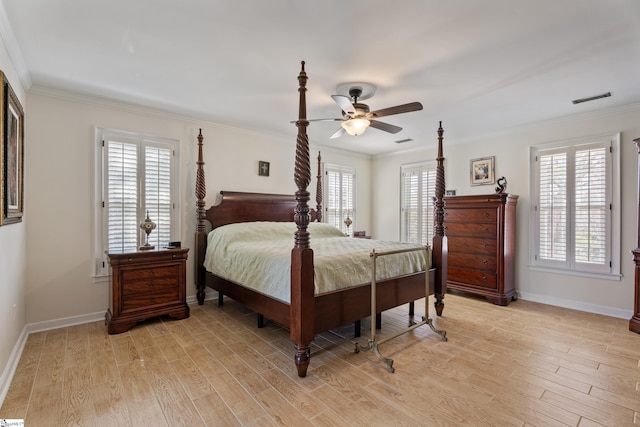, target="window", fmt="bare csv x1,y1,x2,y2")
400,161,437,245
94,128,180,276
530,133,620,278
324,164,355,235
